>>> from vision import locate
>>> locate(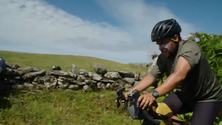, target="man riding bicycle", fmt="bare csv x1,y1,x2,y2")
123,18,222,125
